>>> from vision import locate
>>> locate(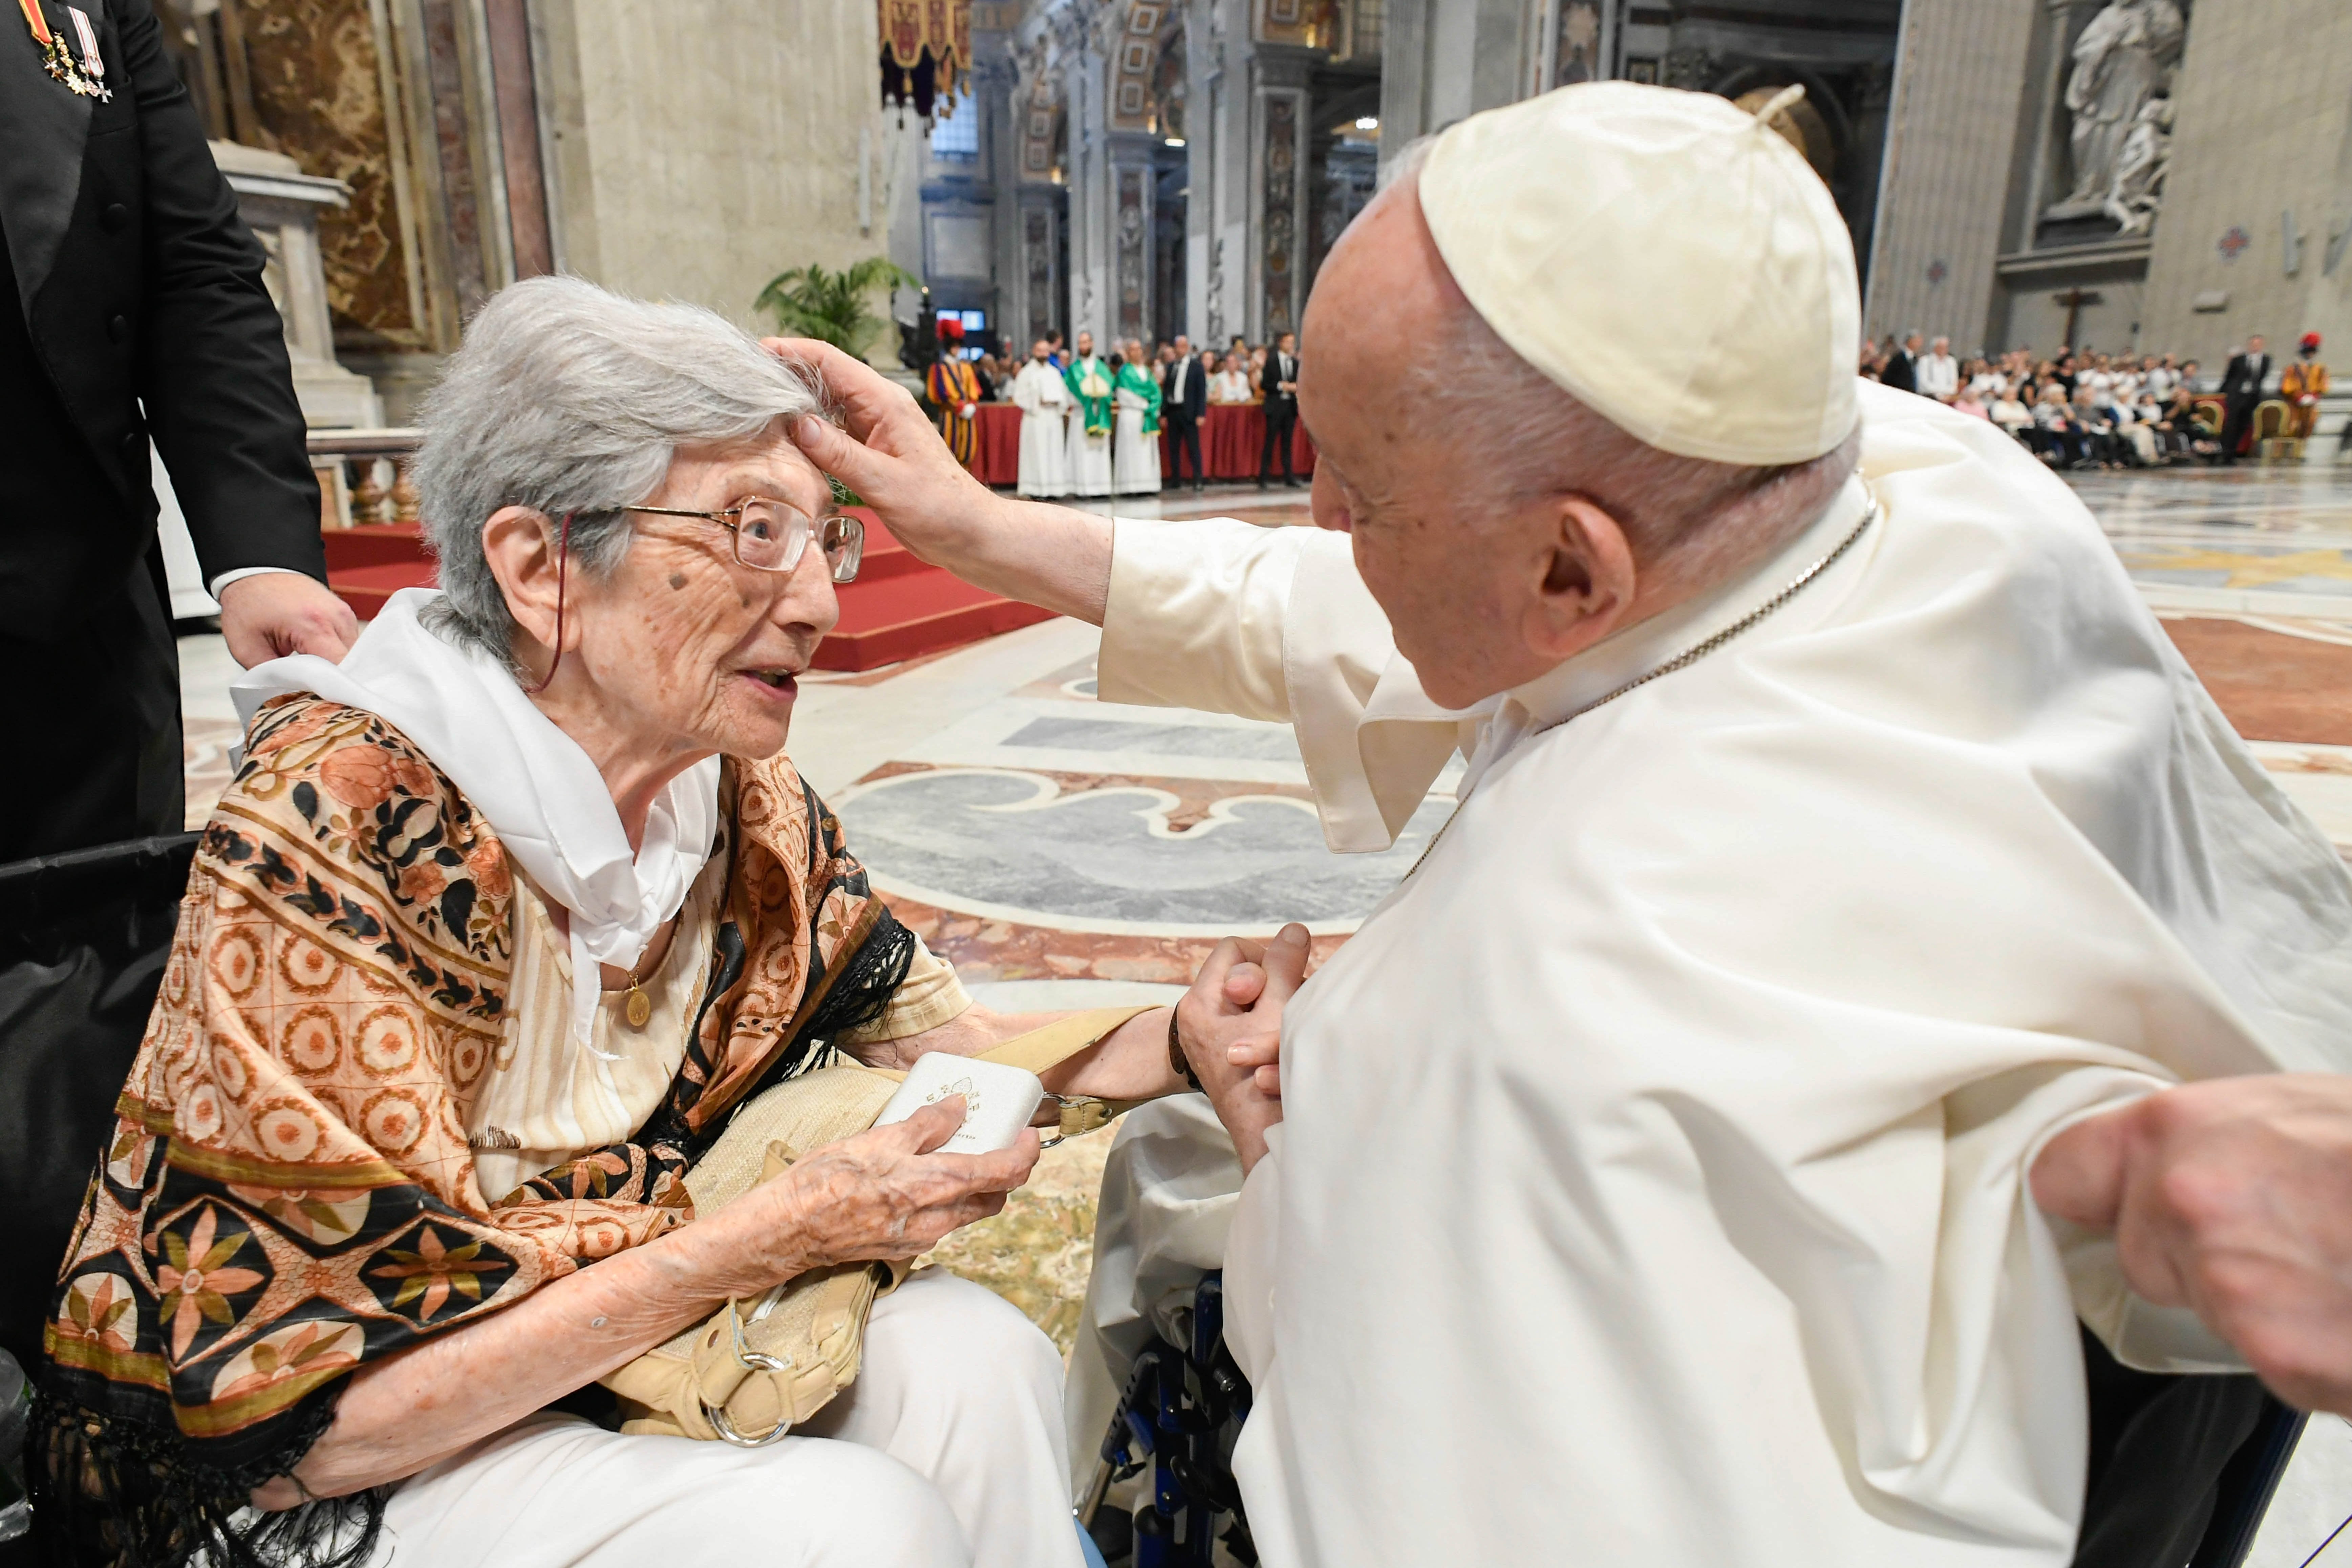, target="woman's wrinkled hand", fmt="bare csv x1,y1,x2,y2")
691,1098,1039,1298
